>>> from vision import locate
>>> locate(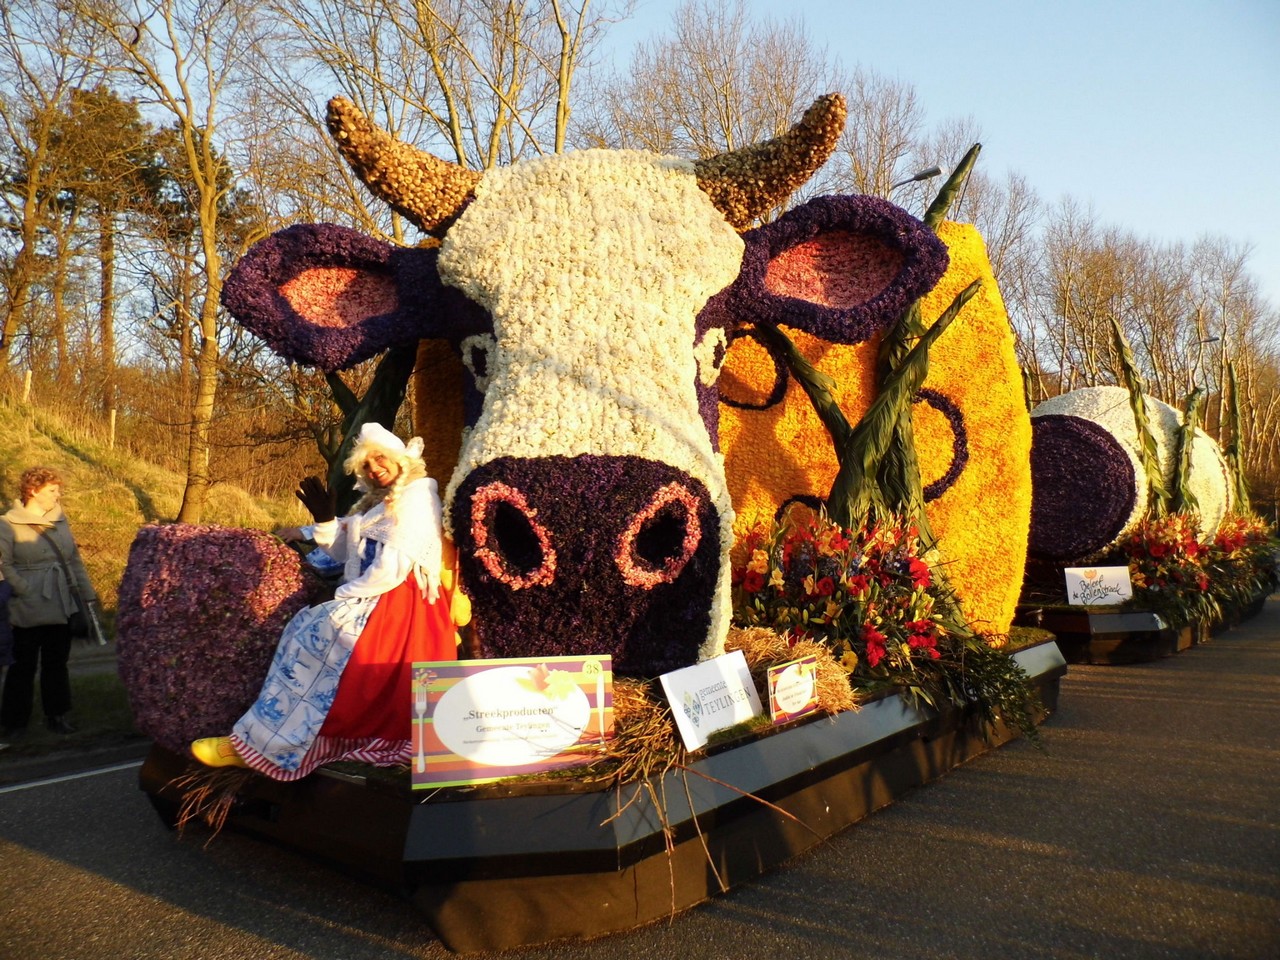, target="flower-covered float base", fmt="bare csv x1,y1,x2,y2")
1019,512,1274,664
138,640,1065,954
1017,604,1187,665
1208,591,1269,636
